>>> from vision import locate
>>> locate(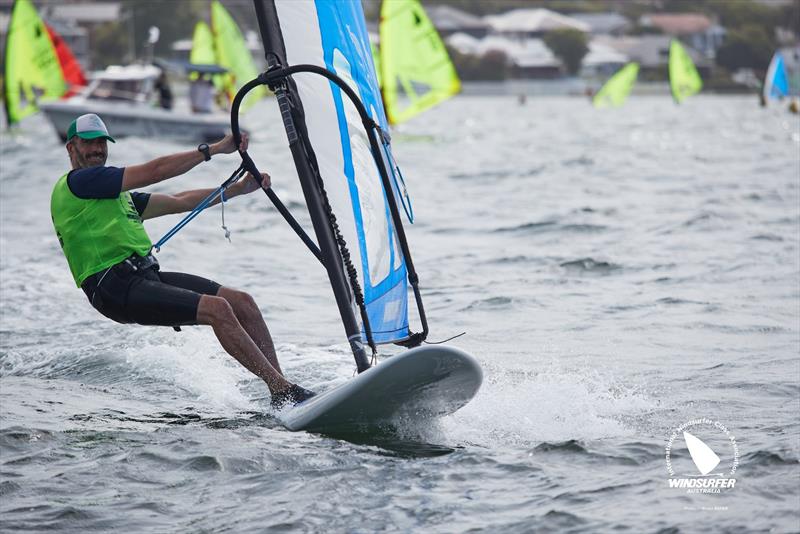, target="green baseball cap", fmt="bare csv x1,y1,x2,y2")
67,113,116,143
